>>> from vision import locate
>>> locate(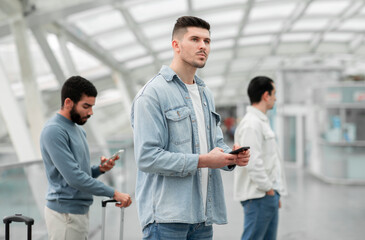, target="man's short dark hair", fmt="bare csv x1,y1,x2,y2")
247,76,274,105
172,16,210,40
61,76,97,107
